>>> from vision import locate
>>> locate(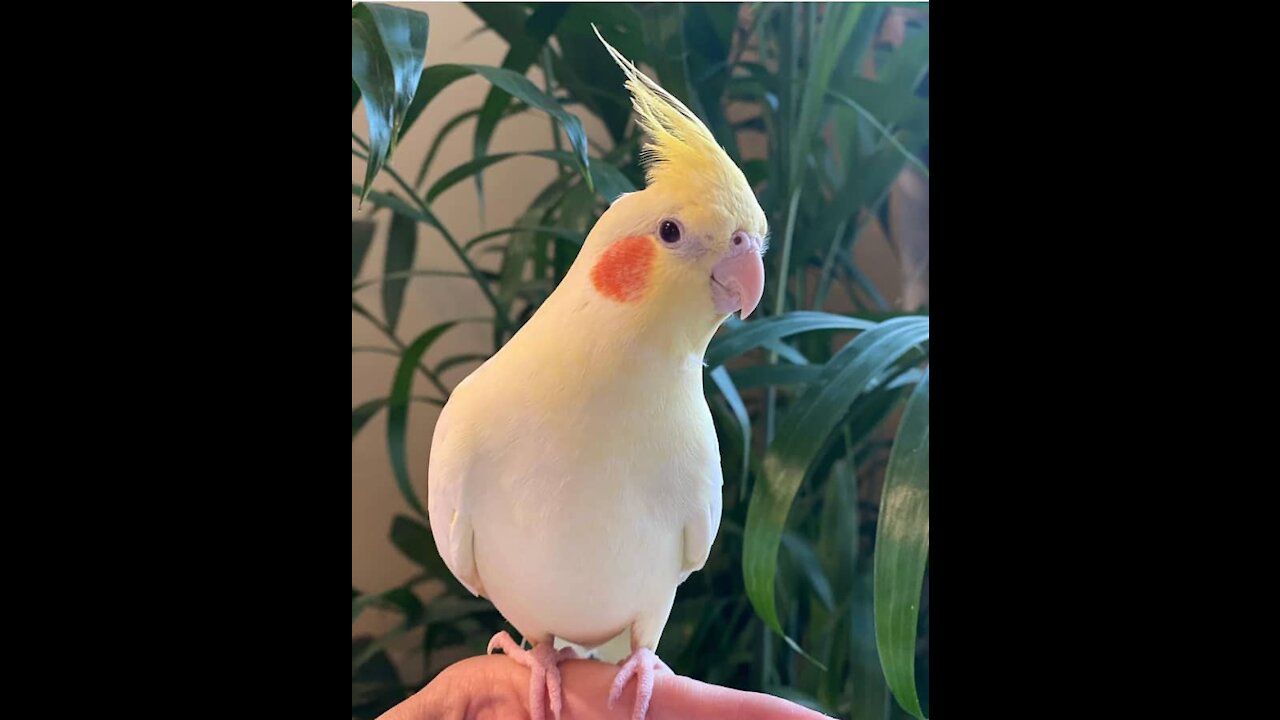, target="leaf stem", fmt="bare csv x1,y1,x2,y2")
352,133,505,321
